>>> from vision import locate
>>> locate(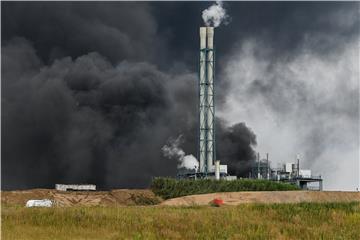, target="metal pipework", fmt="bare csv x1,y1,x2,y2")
199,27,216,174
199,27,207,173
267,153,270,180
215,160,220,180
257,152,261,179
206,27,215,173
